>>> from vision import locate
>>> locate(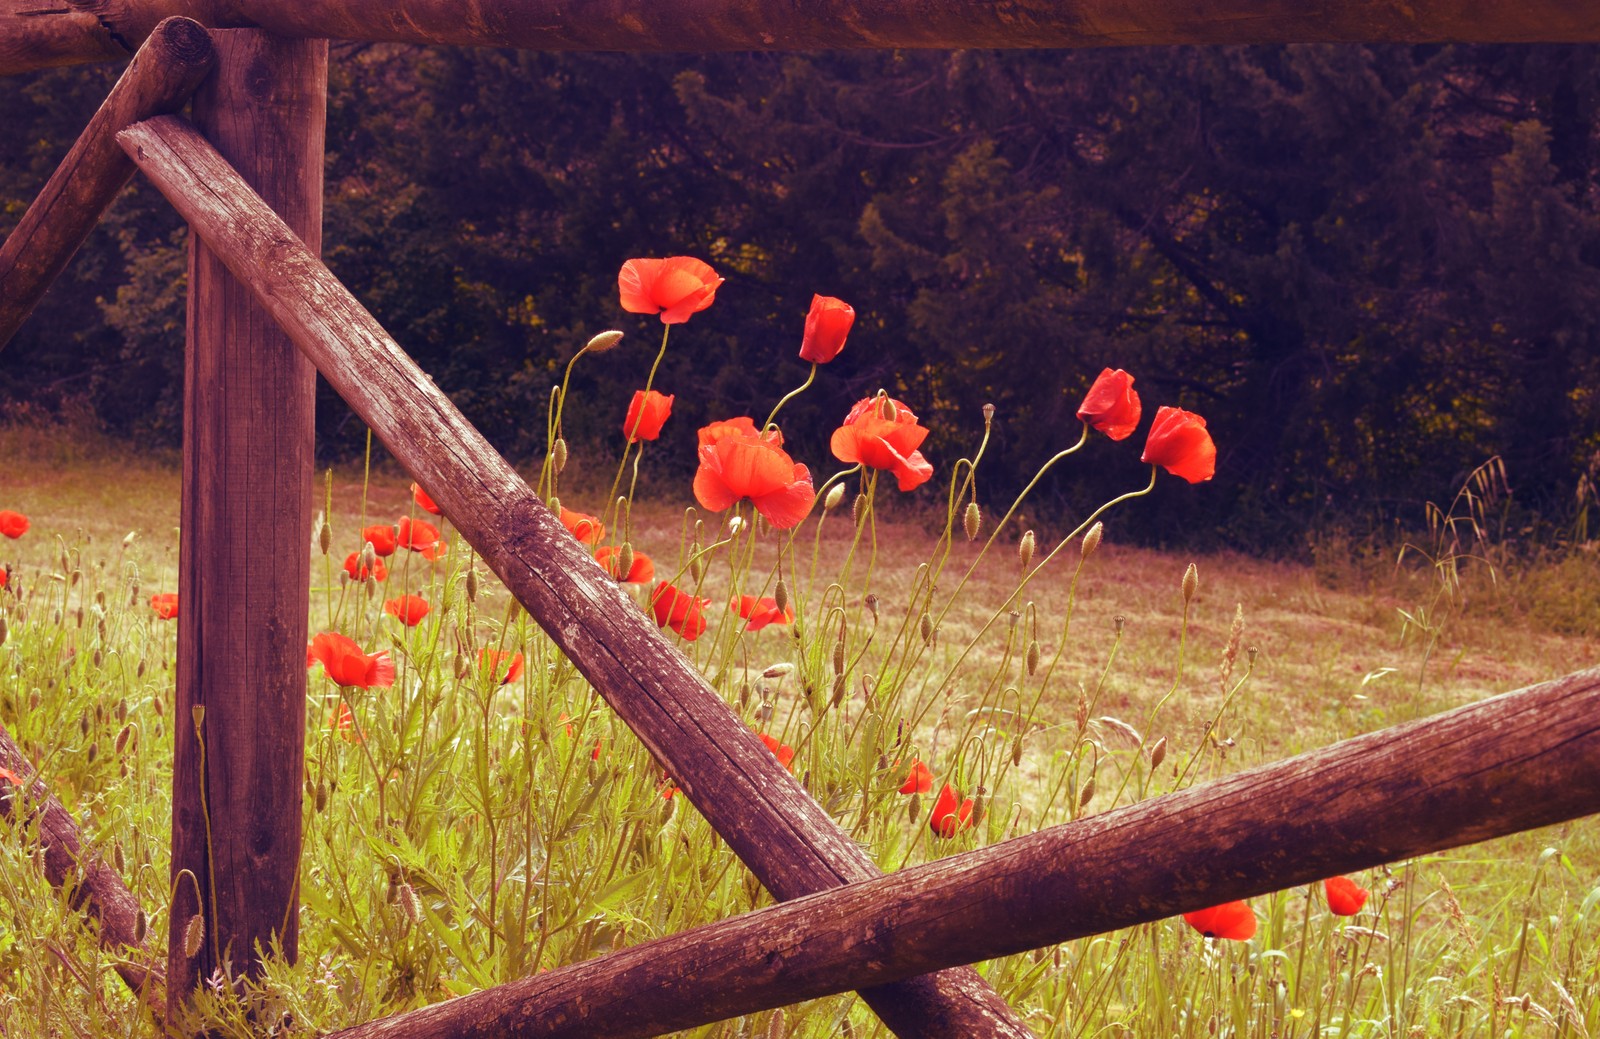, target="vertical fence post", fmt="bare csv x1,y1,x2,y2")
167,29,325,1017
